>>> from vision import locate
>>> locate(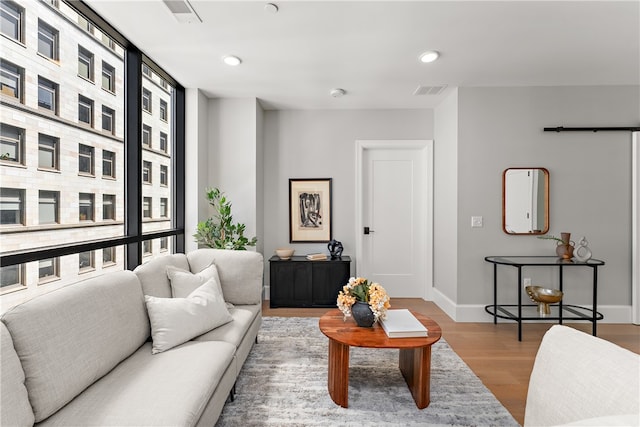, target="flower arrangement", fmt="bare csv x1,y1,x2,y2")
337,277,391,323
